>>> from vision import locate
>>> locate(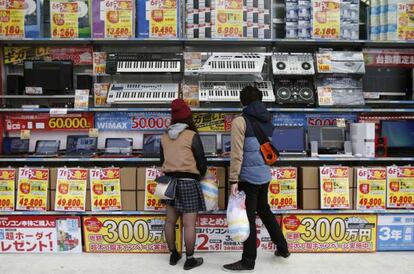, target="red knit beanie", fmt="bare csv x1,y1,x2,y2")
171,99,192,123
